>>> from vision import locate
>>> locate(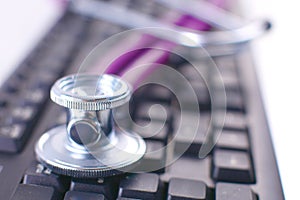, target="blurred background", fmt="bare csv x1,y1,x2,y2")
0,0,299,198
